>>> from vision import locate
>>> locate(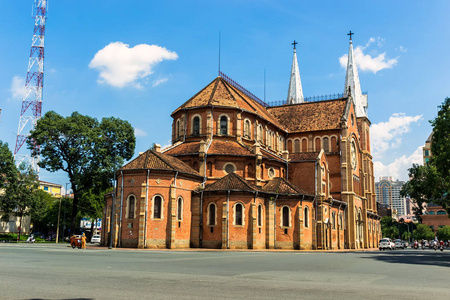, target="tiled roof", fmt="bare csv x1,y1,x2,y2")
262,177,310,196
164,140,253,157
204,172,257,192
172,77,286,130
121,149,201,177
267,99,347,132
289,152,320,162
163,142,200,156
